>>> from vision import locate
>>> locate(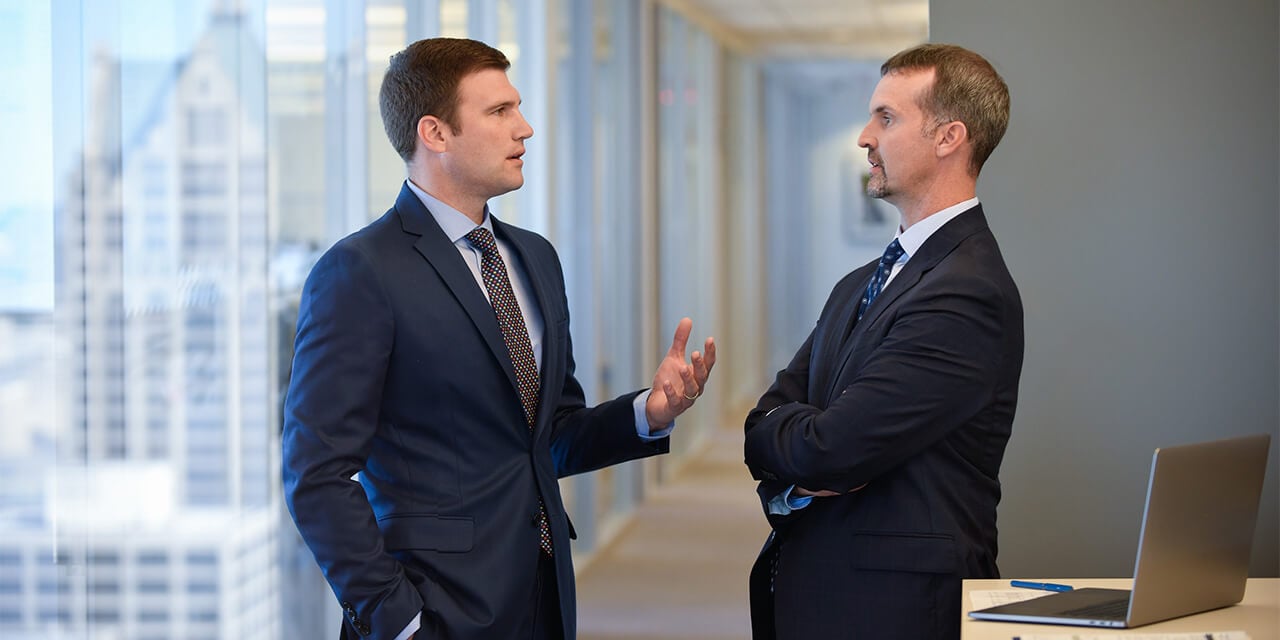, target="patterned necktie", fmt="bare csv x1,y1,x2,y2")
856,238,905,322
465,227,553,556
